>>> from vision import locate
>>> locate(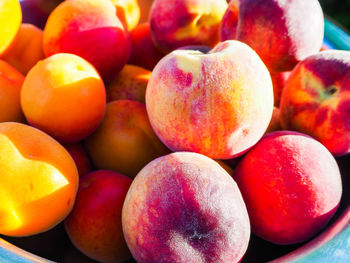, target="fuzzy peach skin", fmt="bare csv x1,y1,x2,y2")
128,23,165,70
220,0,239,41
146,40,273,159
20,53,106,144
85,100,170,178
220,0,324,72
106,65,151,104
122,152,250,263
2,24,45,75
111,0,140,30
0,0,21,56
0,122,78,237
0,60,25,123
280,50,350,156
43,0,131,80
64,143,93,177
149,0,228,52
234,131,342,244
65,170,132,263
